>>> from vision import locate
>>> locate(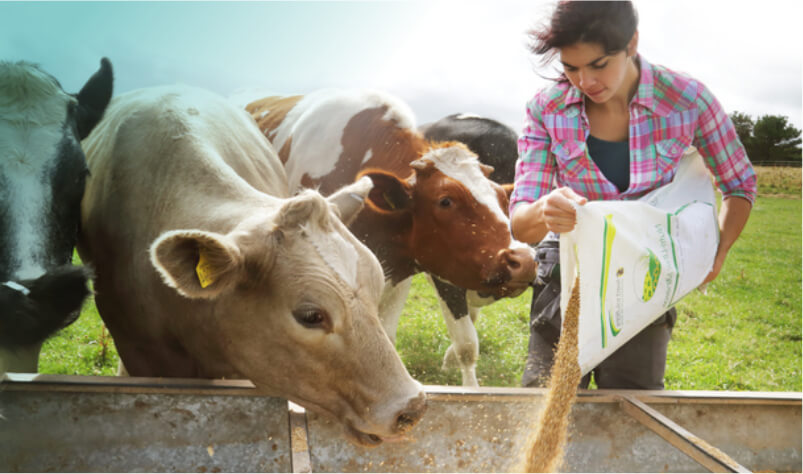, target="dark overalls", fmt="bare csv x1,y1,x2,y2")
521,234,677,390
